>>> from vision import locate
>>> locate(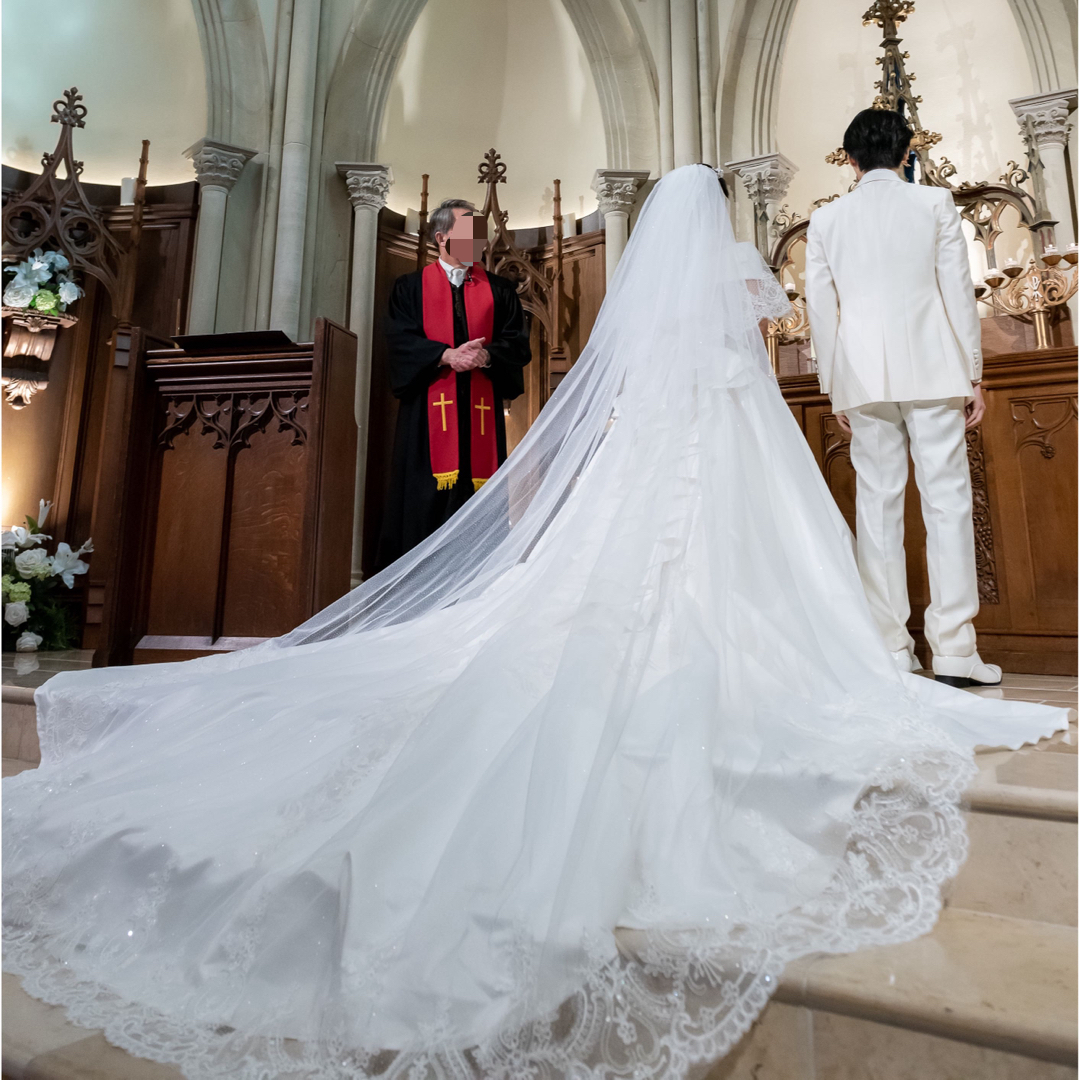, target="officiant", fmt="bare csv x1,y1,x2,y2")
377,199,532,569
